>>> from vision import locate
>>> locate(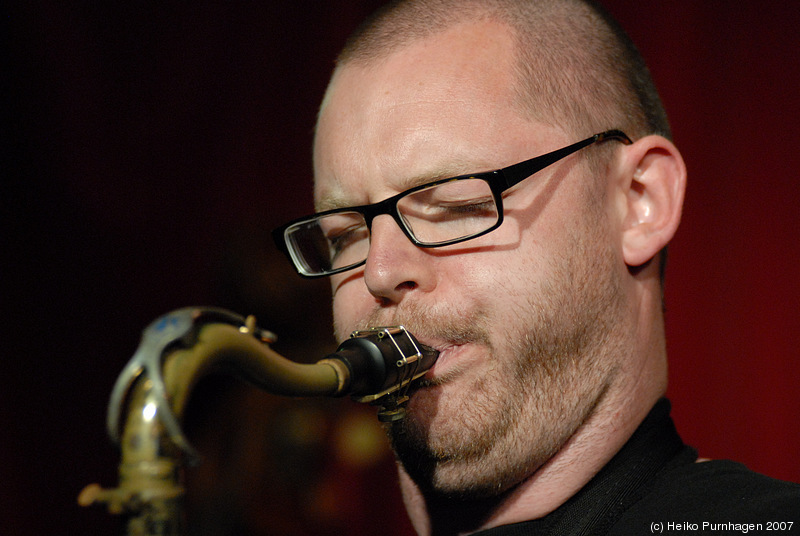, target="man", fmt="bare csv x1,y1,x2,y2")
273,0,800,534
